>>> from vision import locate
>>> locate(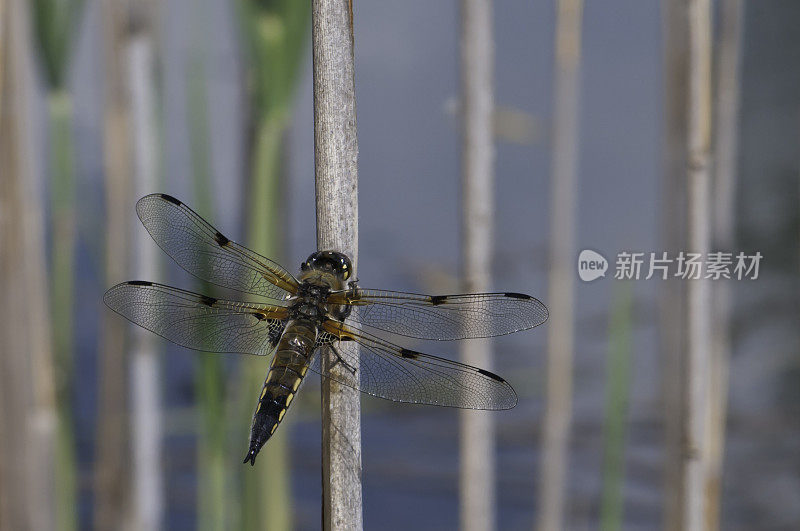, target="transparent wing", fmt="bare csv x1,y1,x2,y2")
326,288,548,340
136,194,299,301
310,320,517,410
103,281,288,355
